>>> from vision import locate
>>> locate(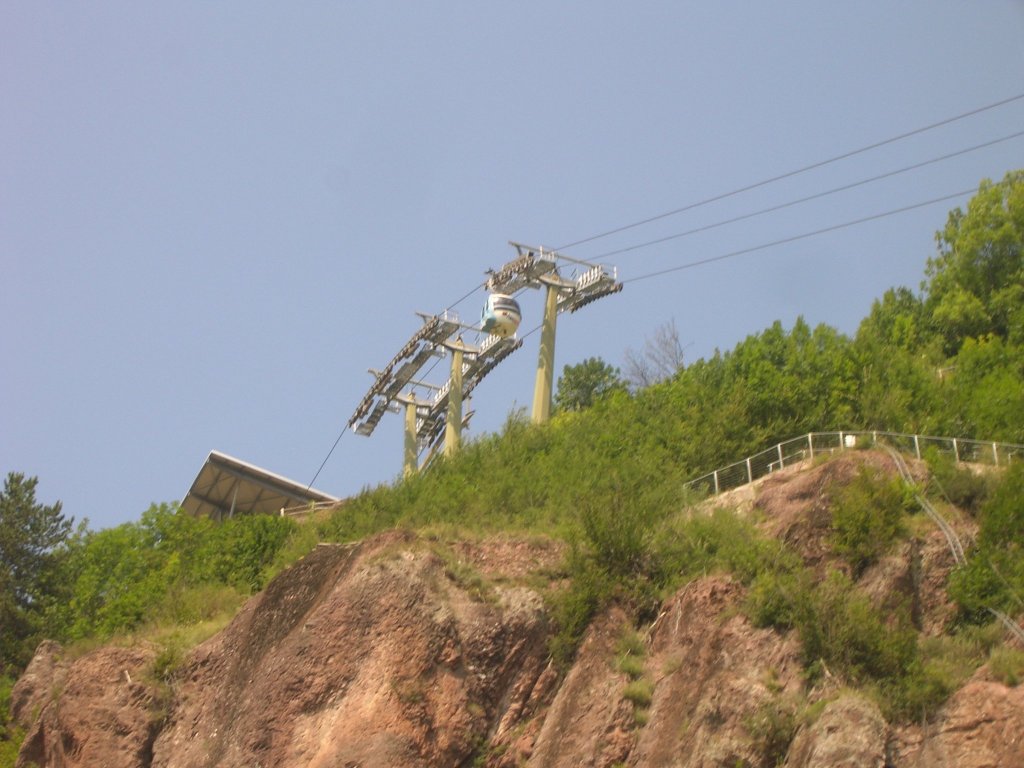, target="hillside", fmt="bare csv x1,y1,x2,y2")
6,449,1024,767
2,173,1022,765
